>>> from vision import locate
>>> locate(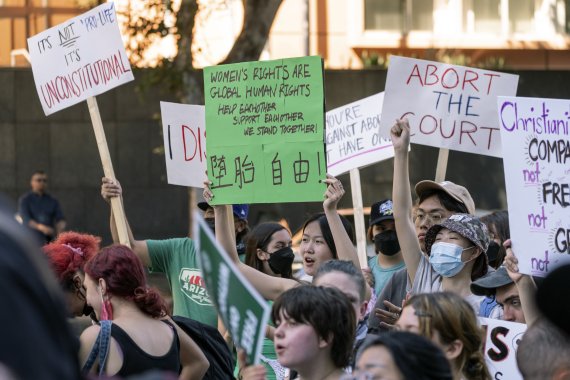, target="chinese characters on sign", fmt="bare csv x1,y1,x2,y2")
204,56,326,204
